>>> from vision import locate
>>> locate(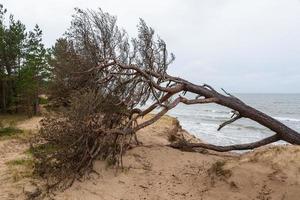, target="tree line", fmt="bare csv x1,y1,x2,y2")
0,4,50,115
